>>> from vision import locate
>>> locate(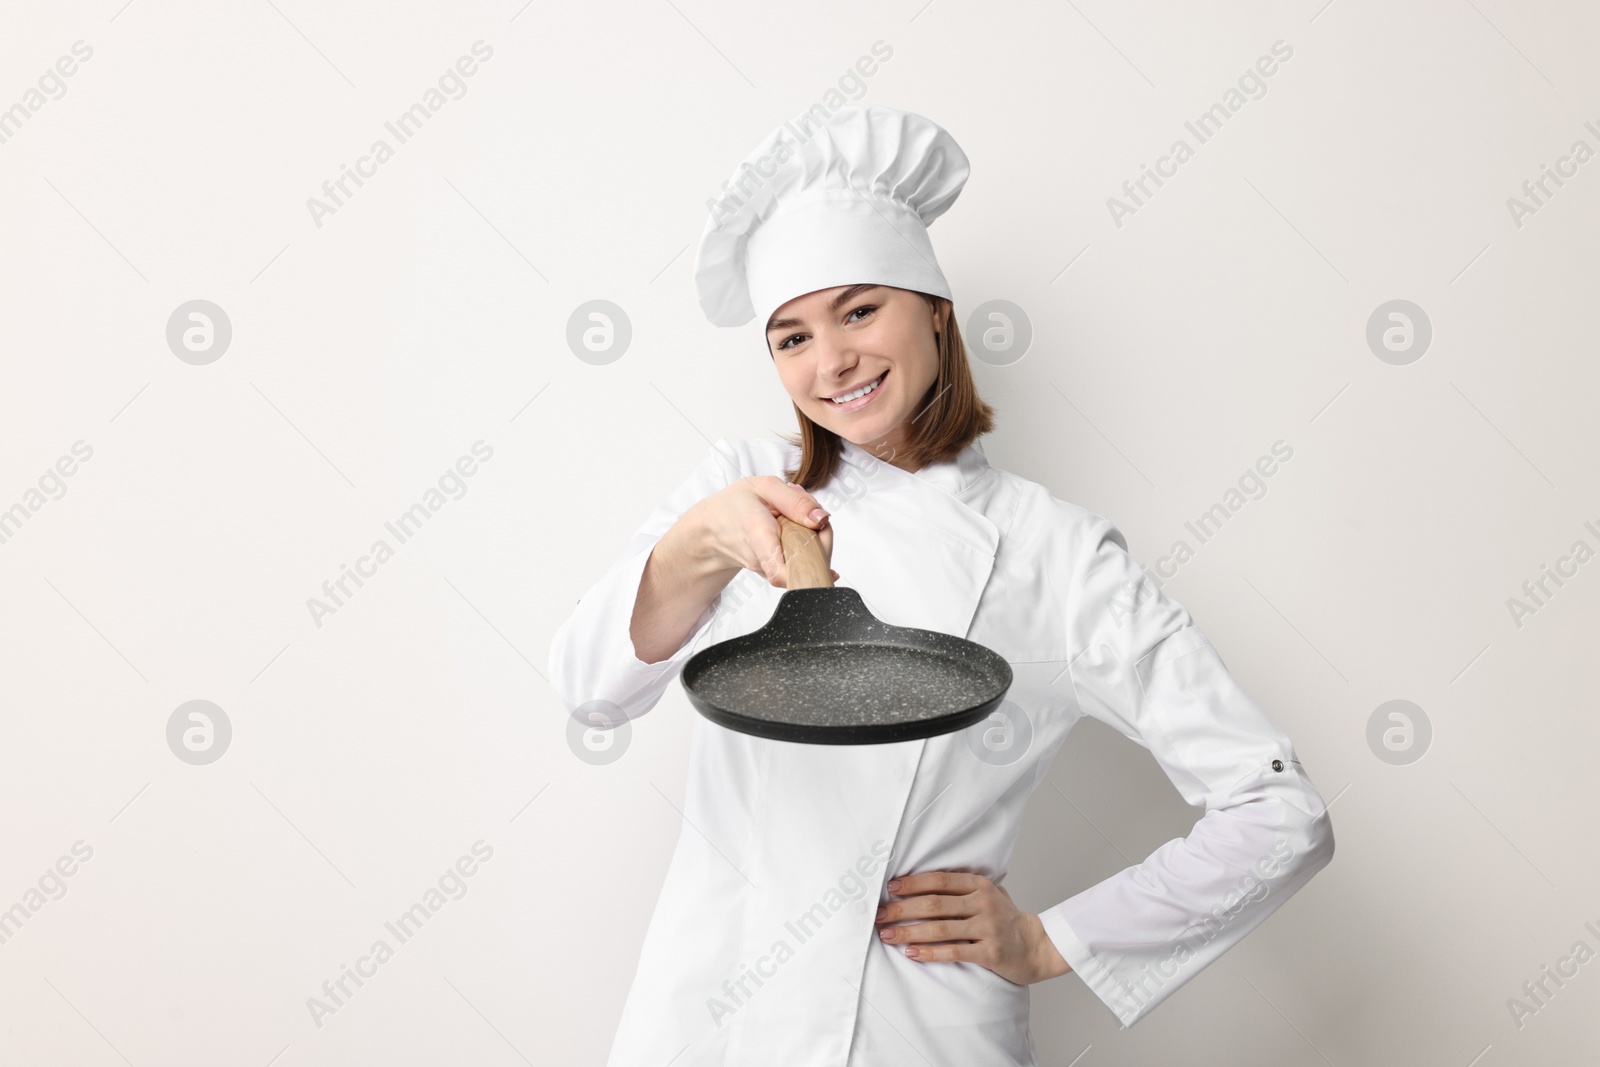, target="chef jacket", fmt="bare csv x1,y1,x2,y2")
549,434,1335,1066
